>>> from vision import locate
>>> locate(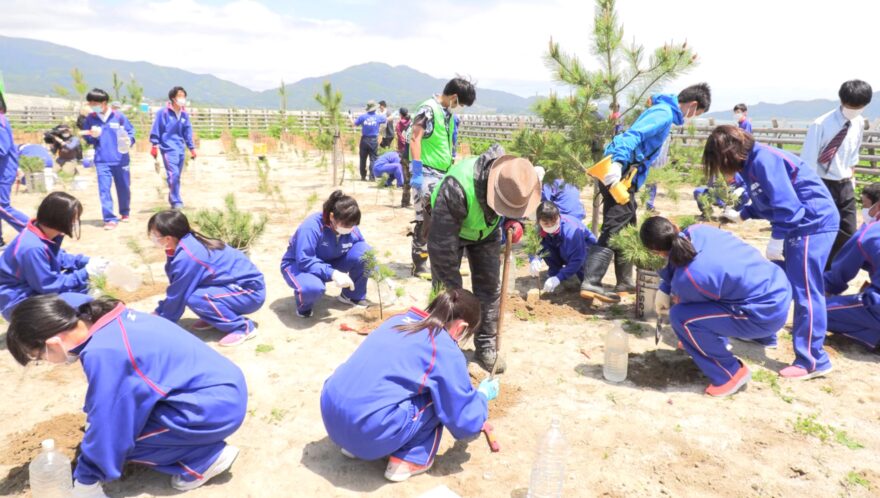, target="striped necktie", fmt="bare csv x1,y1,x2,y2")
818,120,851,169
